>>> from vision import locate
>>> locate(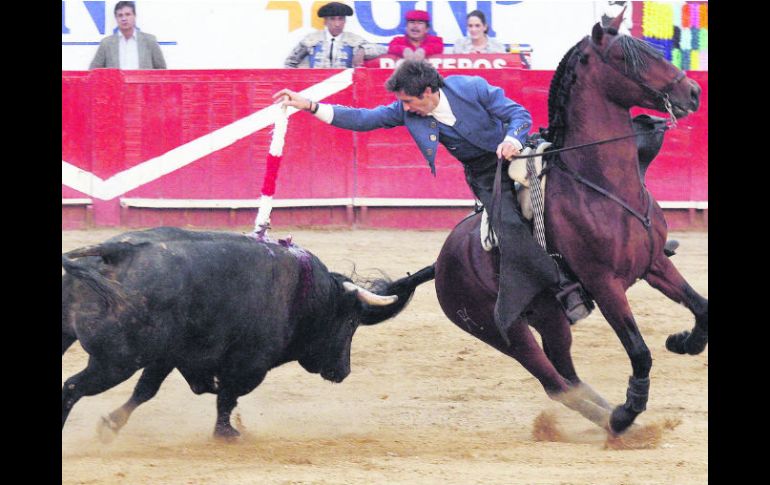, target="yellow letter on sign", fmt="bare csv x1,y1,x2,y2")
310,1,329,30
266,1,303,32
